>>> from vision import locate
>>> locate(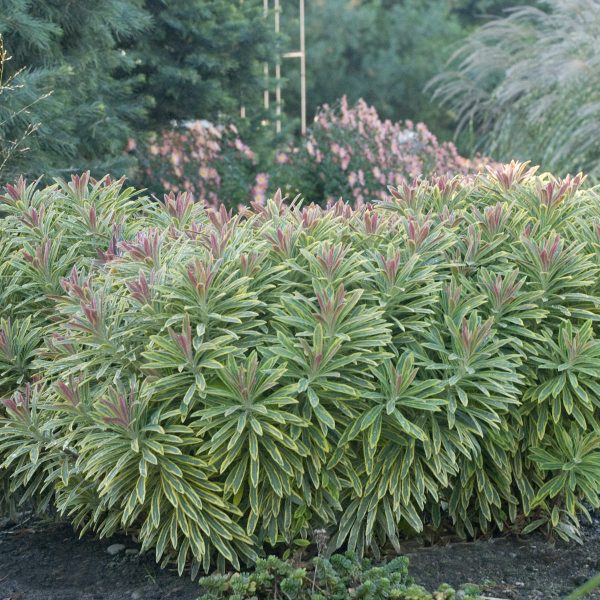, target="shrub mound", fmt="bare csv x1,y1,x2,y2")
134,121,264,207
0,165,599,575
